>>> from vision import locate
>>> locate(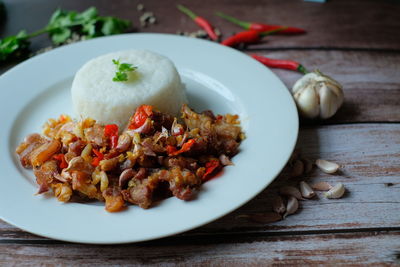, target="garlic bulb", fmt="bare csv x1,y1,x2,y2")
292,70,344,119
